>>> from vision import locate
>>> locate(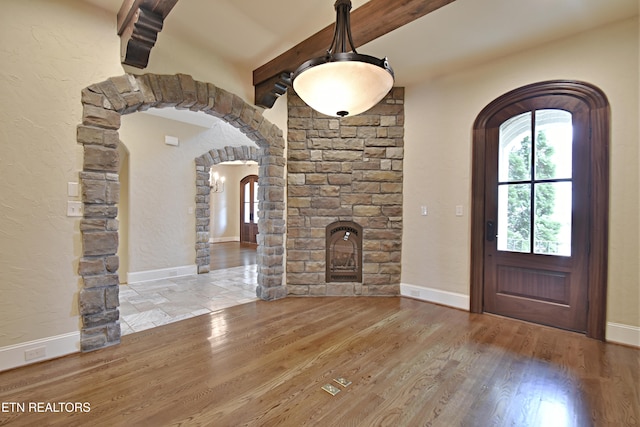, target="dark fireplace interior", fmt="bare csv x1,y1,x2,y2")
326,221,363,283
